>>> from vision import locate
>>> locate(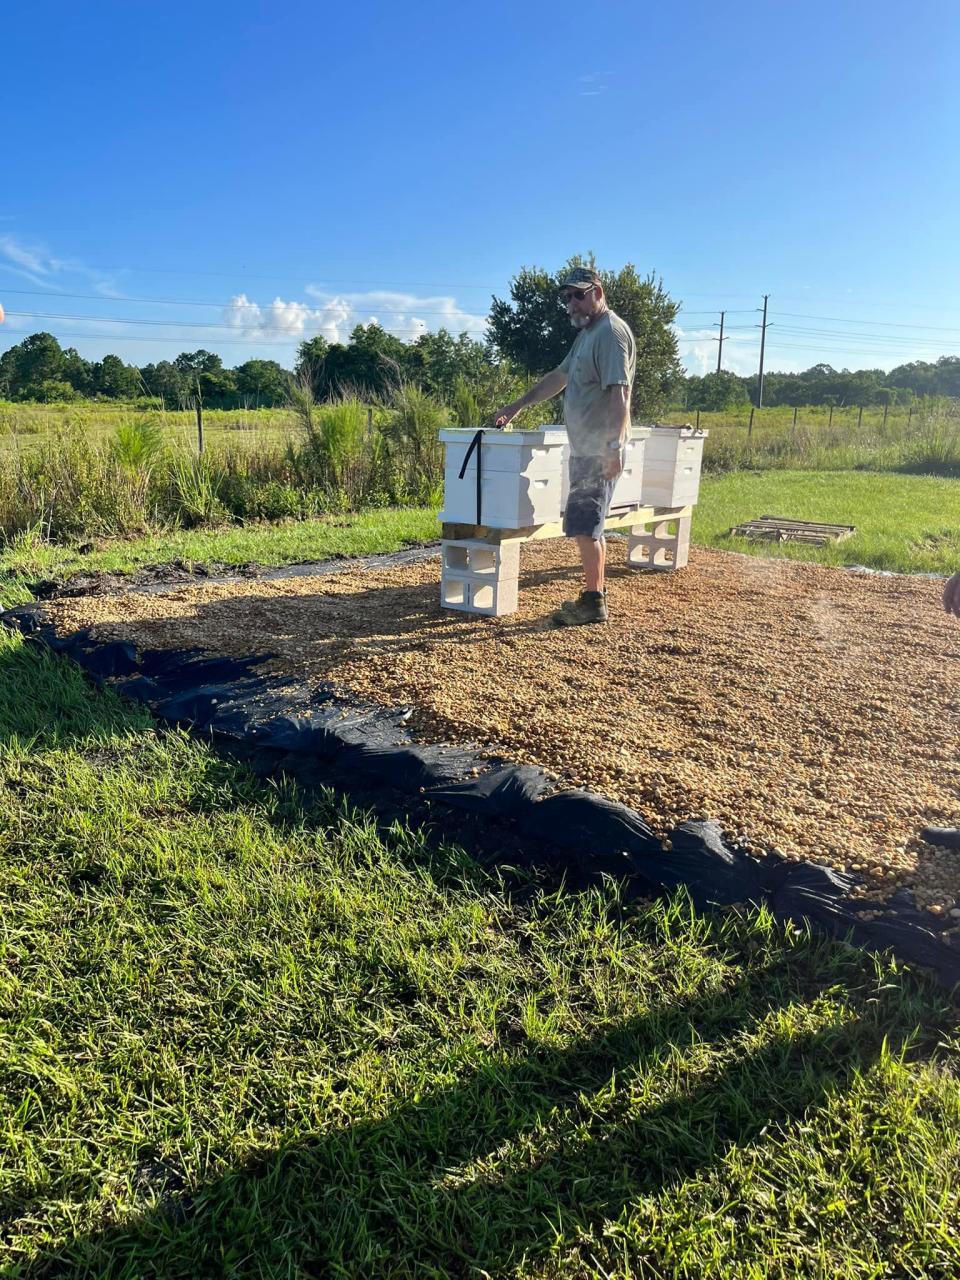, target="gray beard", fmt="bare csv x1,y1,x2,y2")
569,313,592,330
